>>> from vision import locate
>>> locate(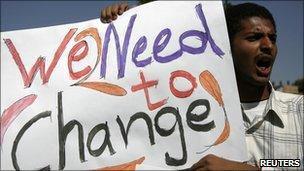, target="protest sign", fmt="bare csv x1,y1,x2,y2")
1,1,247,170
